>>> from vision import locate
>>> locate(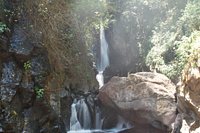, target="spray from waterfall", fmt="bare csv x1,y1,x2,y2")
96,22,109,88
